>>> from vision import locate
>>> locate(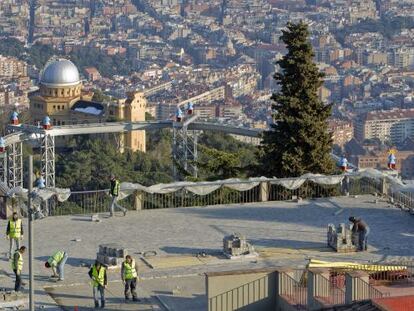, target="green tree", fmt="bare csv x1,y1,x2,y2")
197,145,241,180
258,22,334,177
